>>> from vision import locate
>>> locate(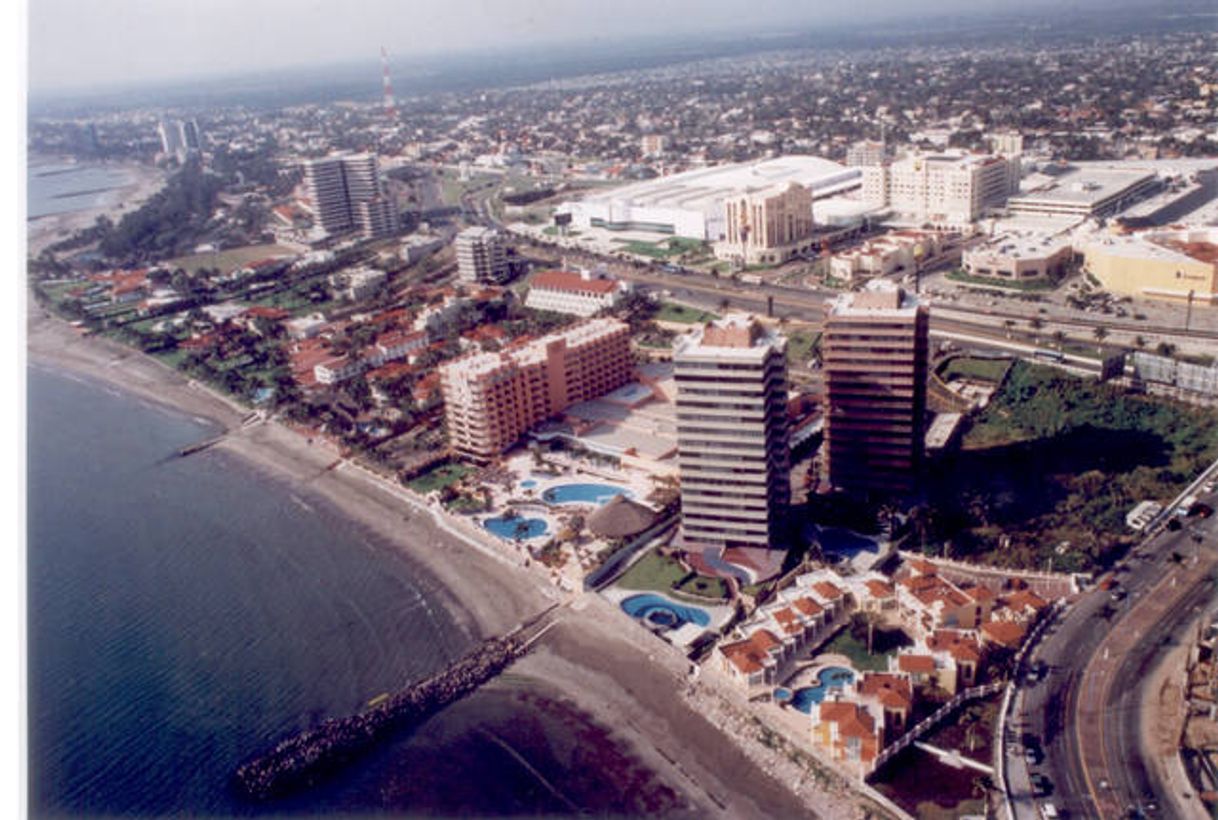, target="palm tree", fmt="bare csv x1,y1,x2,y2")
1003,319,1015,338
1092,326,1109,348
1052,330,1066,350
